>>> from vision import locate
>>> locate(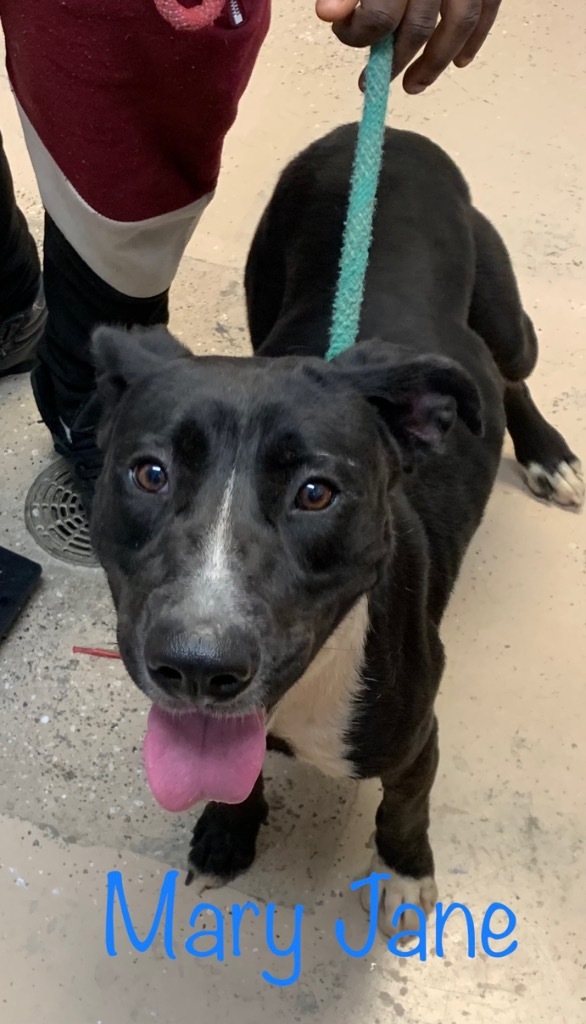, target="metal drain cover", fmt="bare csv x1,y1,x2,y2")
25,459,99,567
